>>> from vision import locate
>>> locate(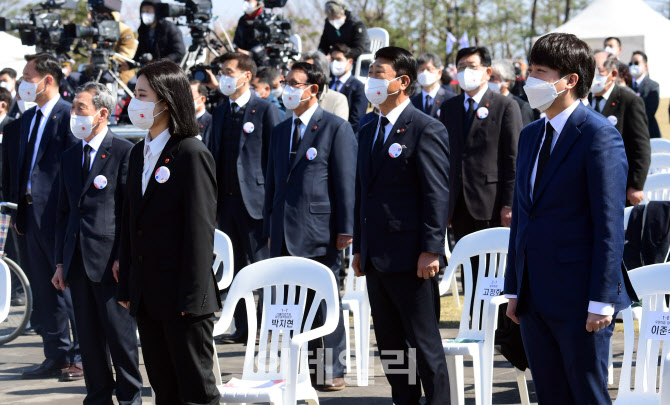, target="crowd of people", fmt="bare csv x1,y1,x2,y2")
0,1,662,405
